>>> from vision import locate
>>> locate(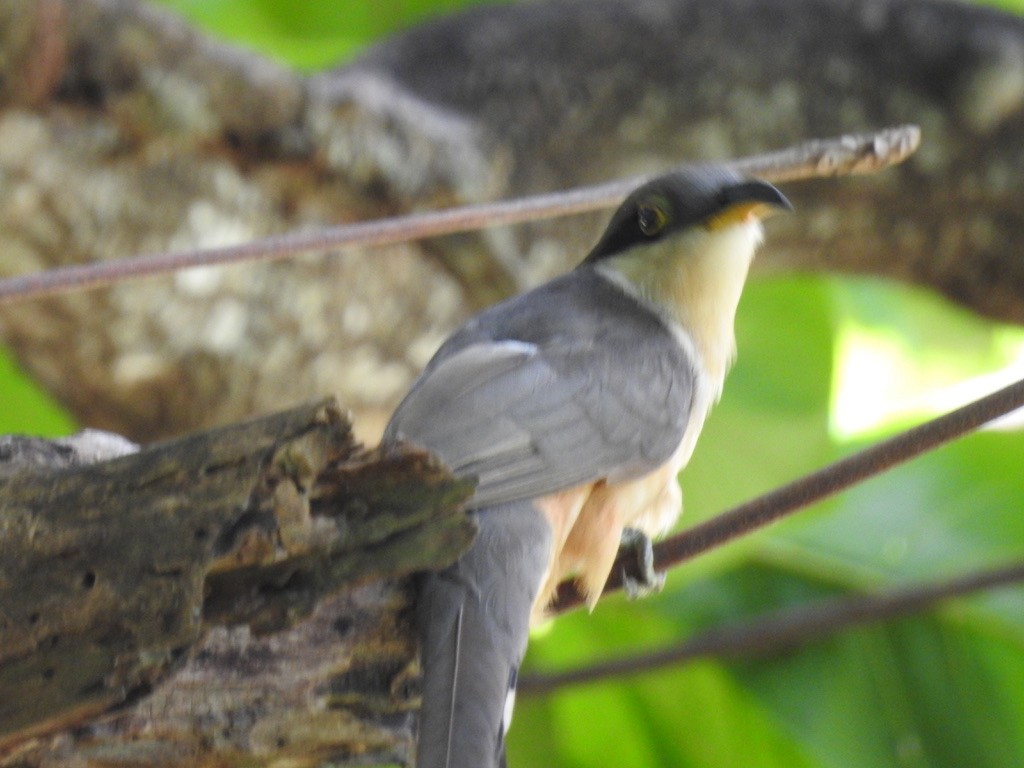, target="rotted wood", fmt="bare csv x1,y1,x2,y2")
0,399,475,766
